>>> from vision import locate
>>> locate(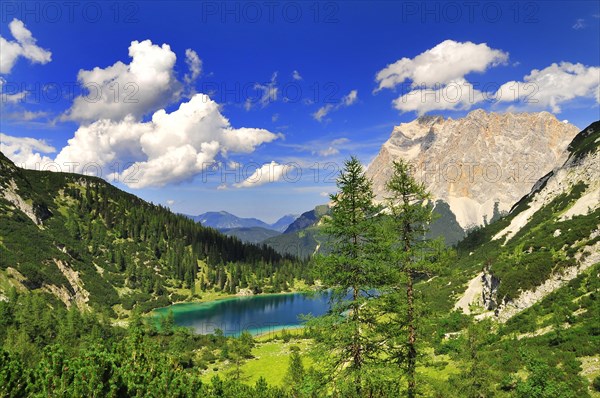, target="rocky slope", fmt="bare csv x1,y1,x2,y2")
451,120,599,321
366,110,580,236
